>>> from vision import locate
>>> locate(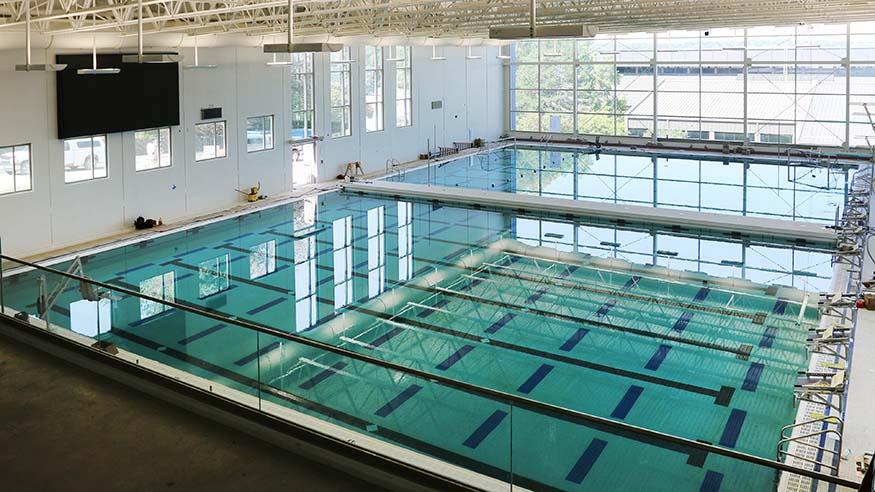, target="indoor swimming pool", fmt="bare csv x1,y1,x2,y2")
0,189,835,491
388,145,852,224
